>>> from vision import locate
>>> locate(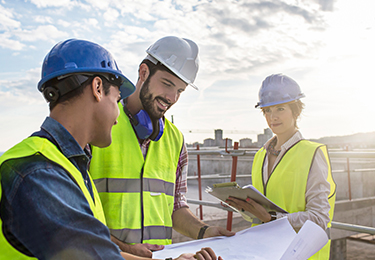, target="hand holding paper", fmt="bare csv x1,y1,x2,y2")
206,182,287,213
206,182,287,222
226,196,273,223
172,247,223,260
